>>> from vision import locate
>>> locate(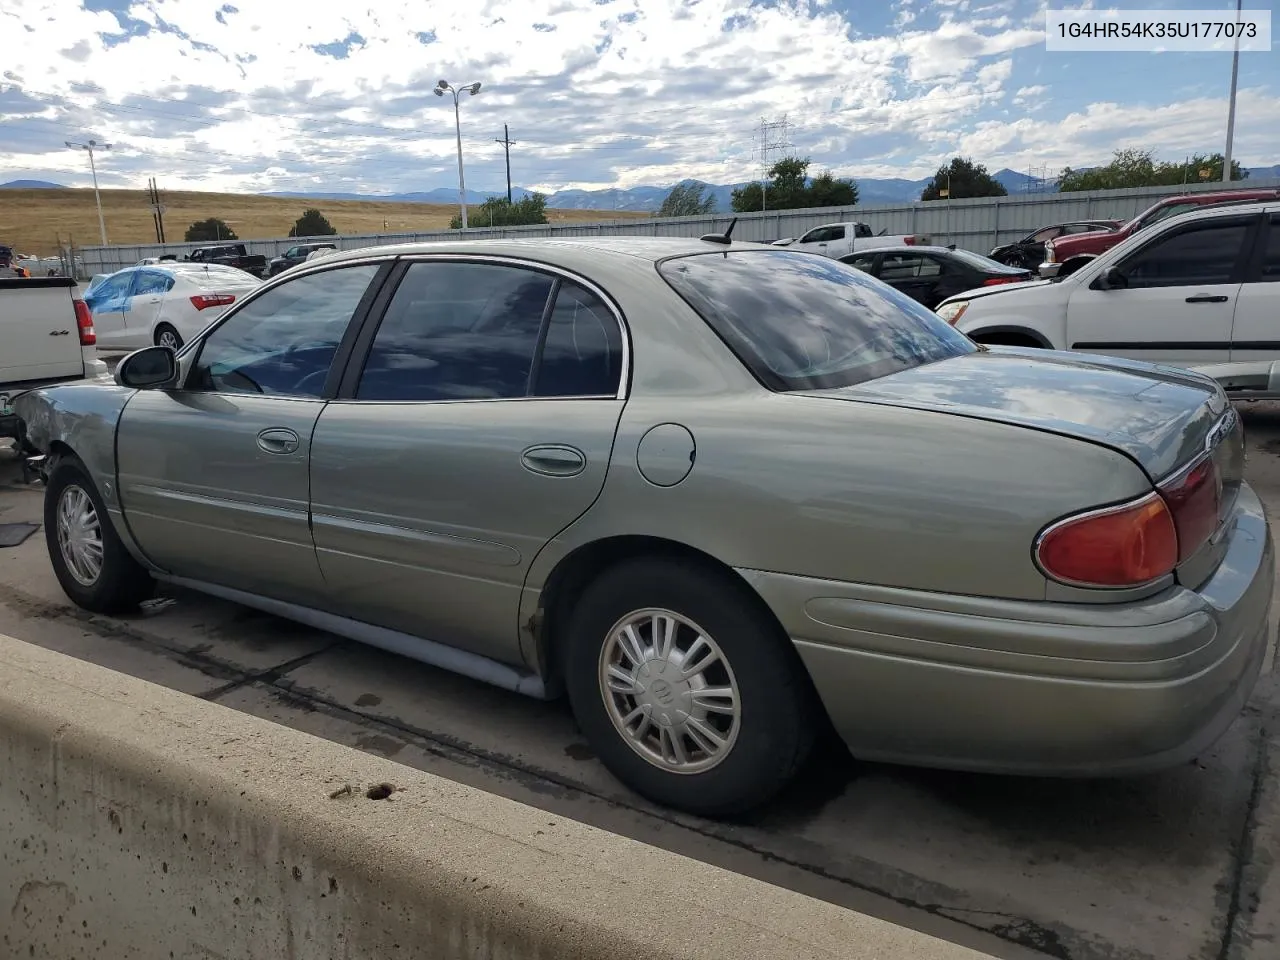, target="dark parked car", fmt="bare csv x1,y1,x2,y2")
840,246,1032,310
988,221,1121,269
184,244,268,278
265,242,337,278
